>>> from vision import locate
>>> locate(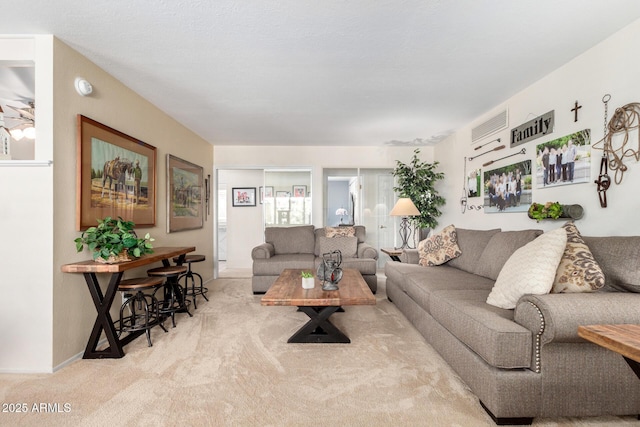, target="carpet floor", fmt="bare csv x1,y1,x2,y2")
0,277,636,426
